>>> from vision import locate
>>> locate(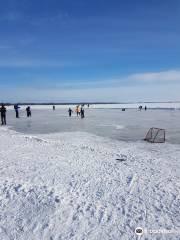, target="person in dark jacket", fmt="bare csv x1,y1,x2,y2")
68,108,73,117
14,104,20,118
26,106,31,117
138,105,142,111
80,107,85,119
0,104,6,125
